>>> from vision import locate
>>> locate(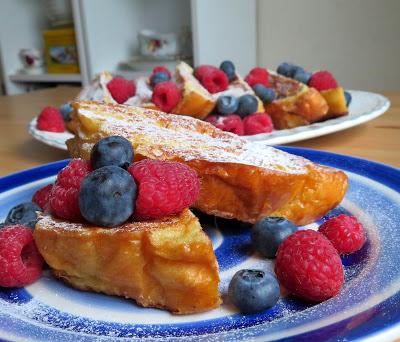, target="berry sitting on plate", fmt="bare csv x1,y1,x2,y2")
37,106,65,133
106,76,136,104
